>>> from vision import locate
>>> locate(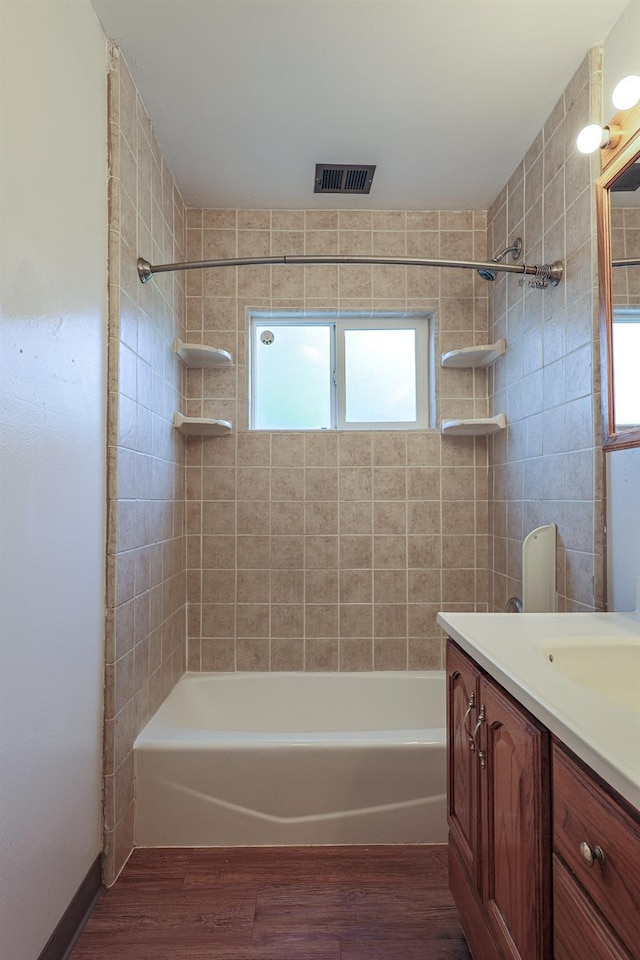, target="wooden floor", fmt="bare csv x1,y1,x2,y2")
70,845,471,959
